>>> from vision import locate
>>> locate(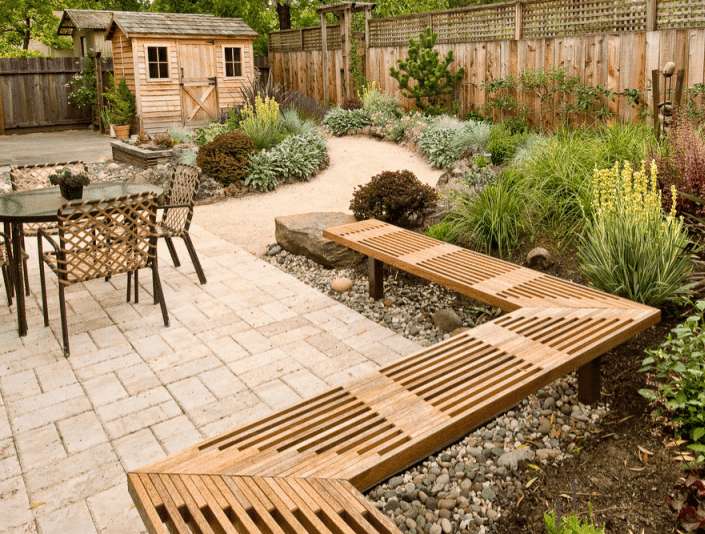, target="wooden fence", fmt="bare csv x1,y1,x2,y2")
0,57,113,134
268,0,705,124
